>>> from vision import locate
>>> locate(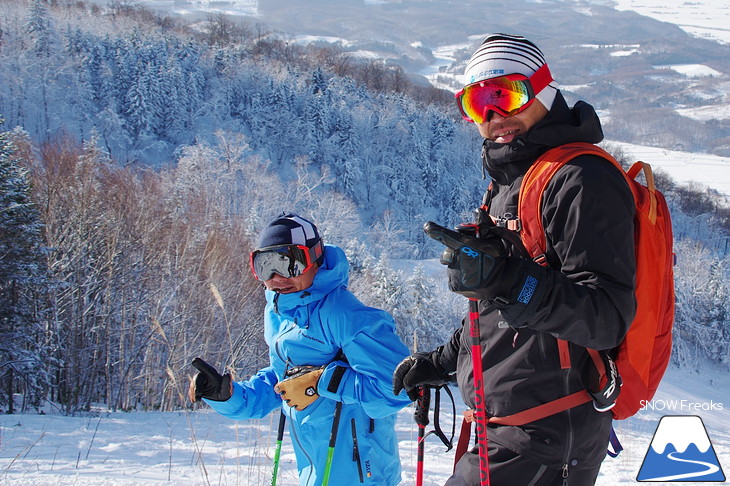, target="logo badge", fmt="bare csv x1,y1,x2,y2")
637,415,726,482
461,247,479,259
